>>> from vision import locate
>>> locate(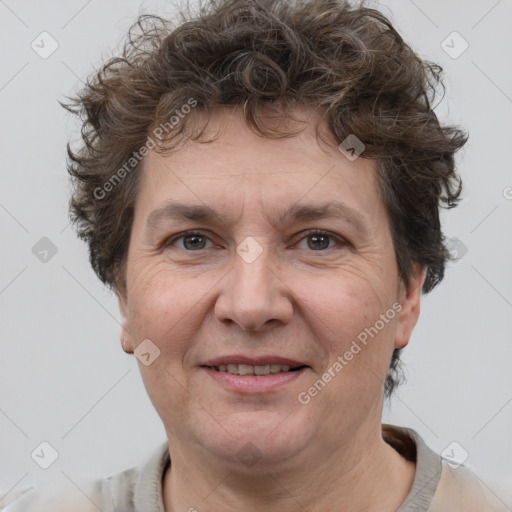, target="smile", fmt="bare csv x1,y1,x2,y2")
208,363,308,375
